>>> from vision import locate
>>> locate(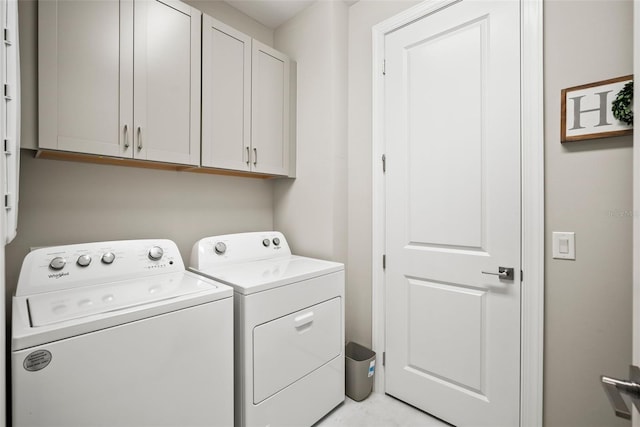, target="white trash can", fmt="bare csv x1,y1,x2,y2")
345,342,376,401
